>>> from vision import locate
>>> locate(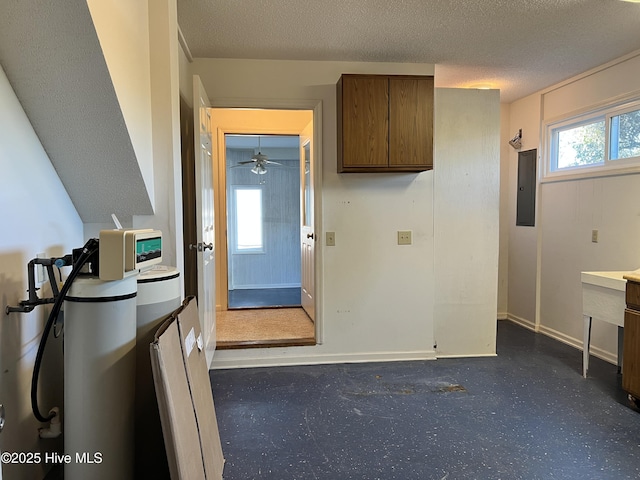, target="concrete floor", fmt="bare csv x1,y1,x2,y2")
209,321,640,479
